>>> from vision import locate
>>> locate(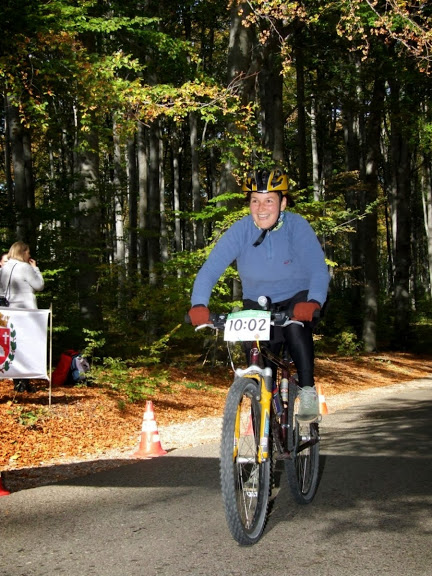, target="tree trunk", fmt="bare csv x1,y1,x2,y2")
190,111,204,248
147,121,161,286
73,108,103,327
137,122,148,274
294,24,308,191
388,78,412,348
221,0,255,199
342,57,363,334
2,92,14,230
259,39,284,163
127,135,138,274
159,133,168,262
310,97,320,201
6,96,34,242
171,129,182,255
113,121,125,265
421,157,432,293
361,76,385,352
